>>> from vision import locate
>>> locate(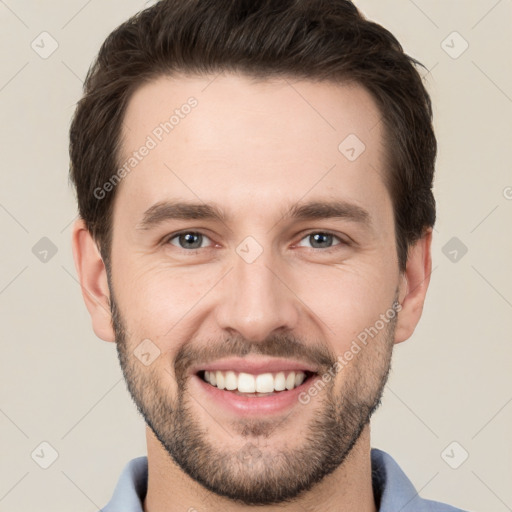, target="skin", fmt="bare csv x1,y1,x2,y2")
72,74,432,512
